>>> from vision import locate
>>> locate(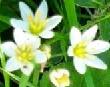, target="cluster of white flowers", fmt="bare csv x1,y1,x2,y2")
1,0,110,87
1,0,62,76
